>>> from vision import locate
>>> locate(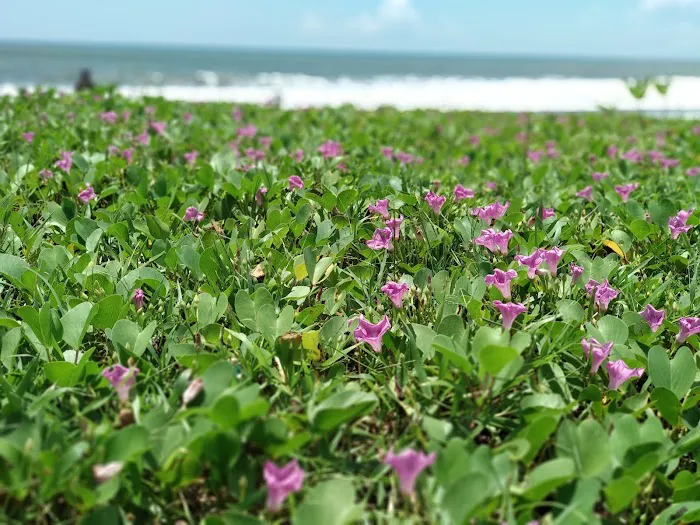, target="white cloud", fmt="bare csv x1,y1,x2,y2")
349,0,419,33
301,13,324,34
642,0,700,9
